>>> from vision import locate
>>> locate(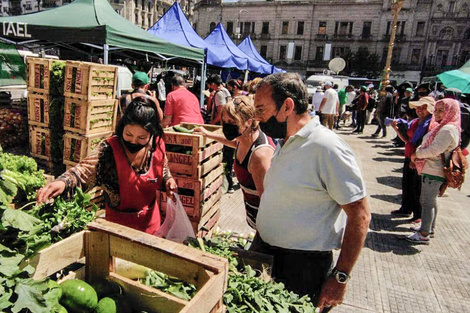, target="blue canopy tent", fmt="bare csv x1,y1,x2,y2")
204,23,272,75
238,36,283,74
147,3,248,105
